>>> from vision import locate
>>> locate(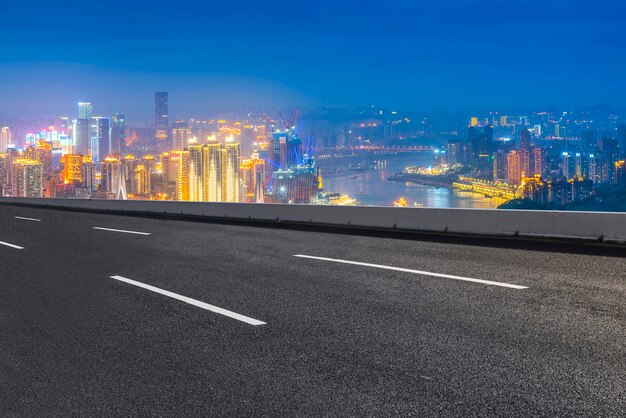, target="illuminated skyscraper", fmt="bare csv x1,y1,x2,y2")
172,121,191,150
62,154,83,184
202,140,223,202
0,154,8,196
33,140,53,178
101,156,121,194
97,117,111,164
222,141,240,202
81,161,96,191
78,102,92,120
240,153,265,203
271,131,287,168
2,149,19,196
507,150,522,185
189,144,203,201
73,118,90,156
155,92,169,152
13,159,43,198
131,163,150,196
110,113,125,155
0,127,12,153
169,150,190,201
493,149,507,182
